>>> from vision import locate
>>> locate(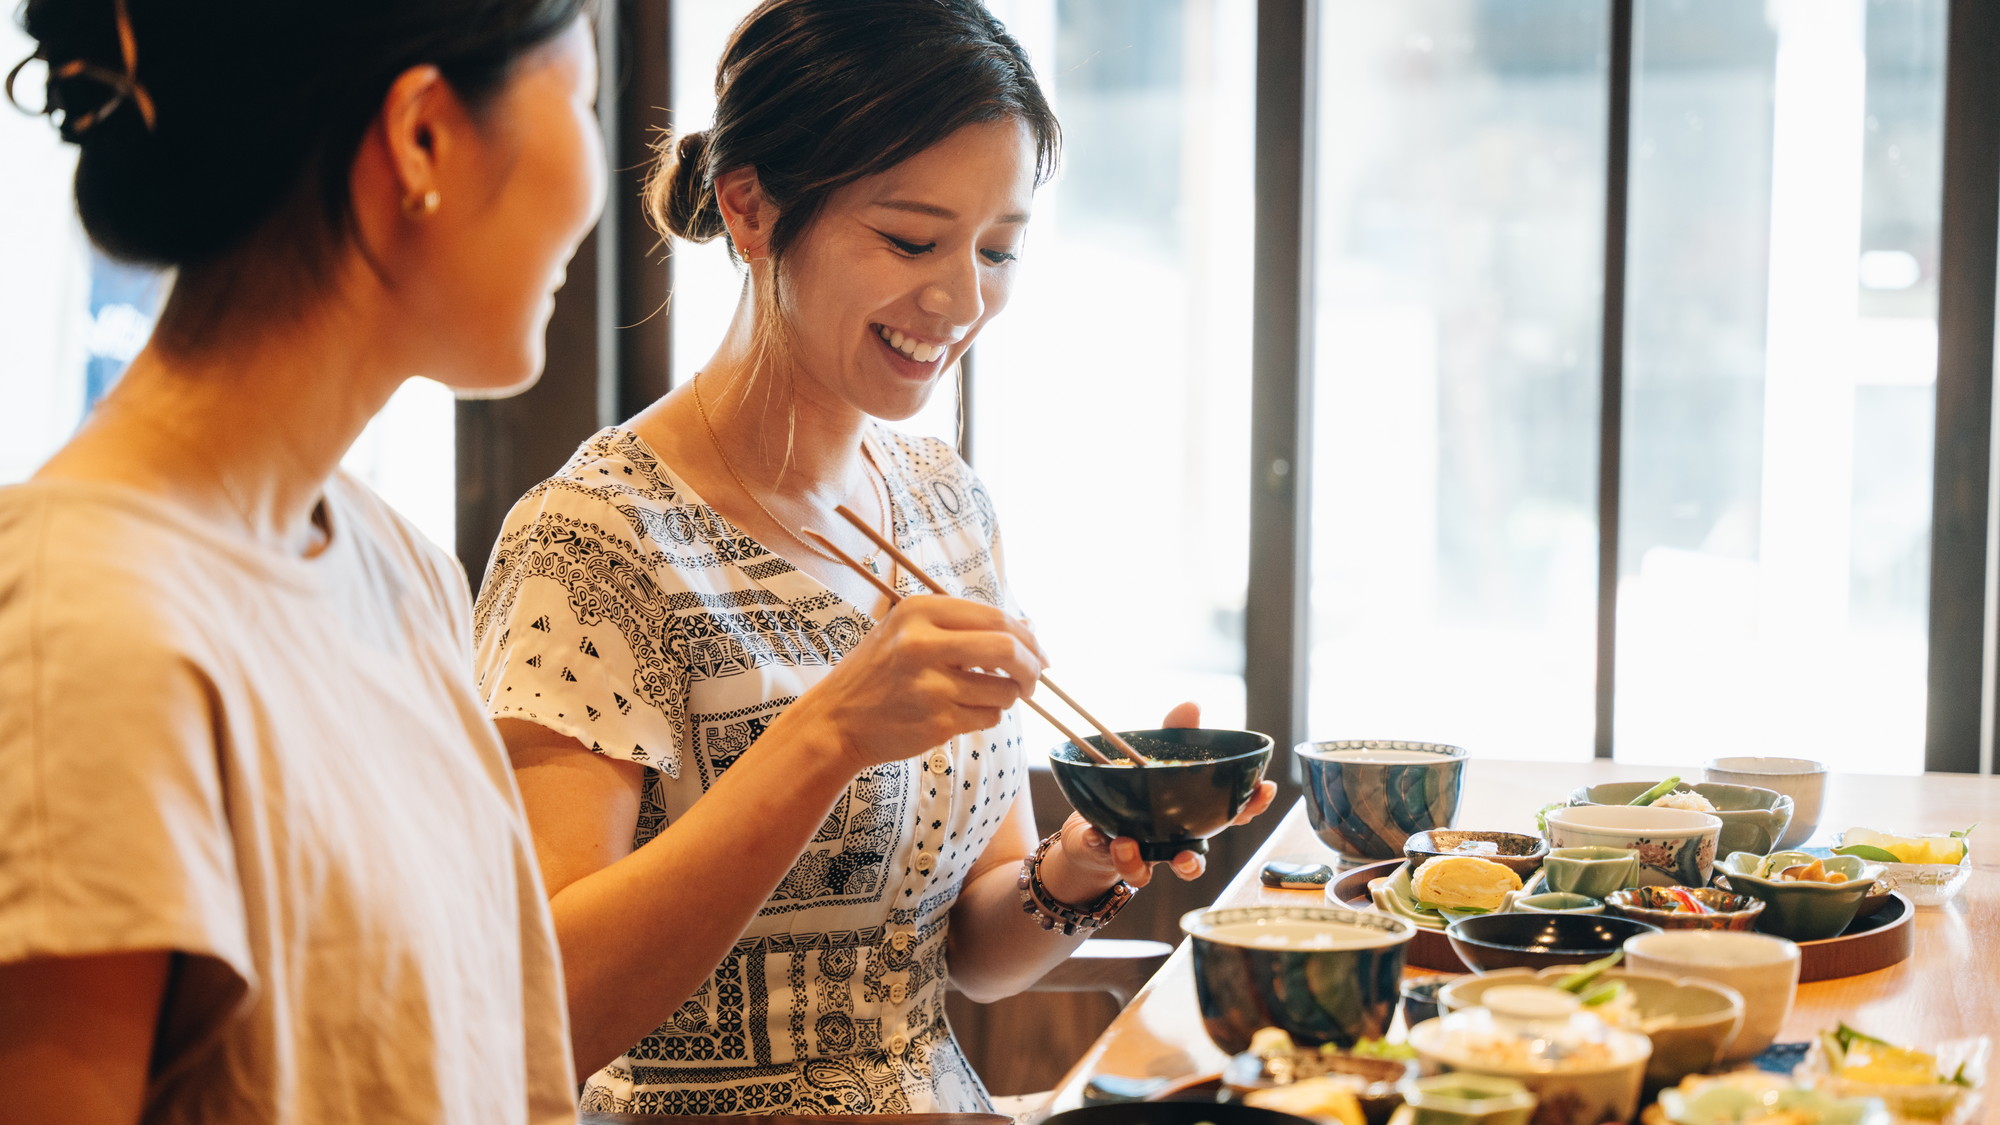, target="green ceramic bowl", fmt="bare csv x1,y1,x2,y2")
1538,846,1642,899
1437,966,1746,1087
1570,782,1794,860
1715,851,1883,941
